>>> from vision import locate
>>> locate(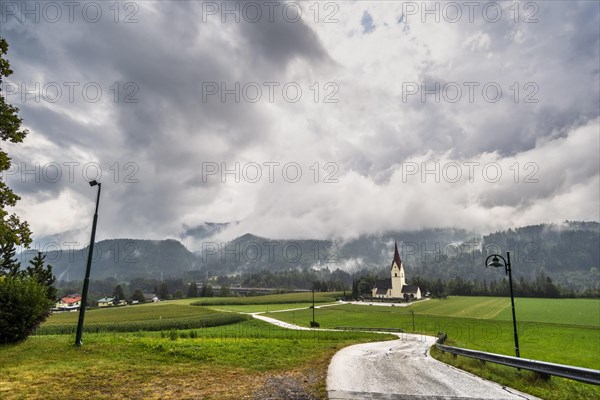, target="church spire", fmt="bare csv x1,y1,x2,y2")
392,241,402,269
